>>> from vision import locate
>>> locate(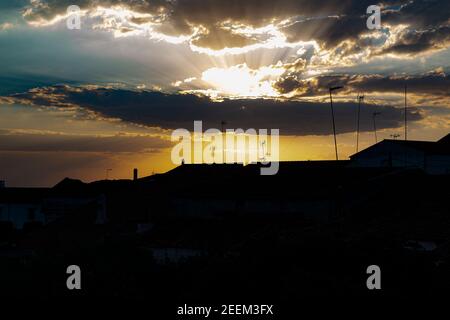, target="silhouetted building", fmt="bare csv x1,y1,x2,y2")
350,133,450,174
150,162,392,221
0,188,48,229
0,179,108,230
